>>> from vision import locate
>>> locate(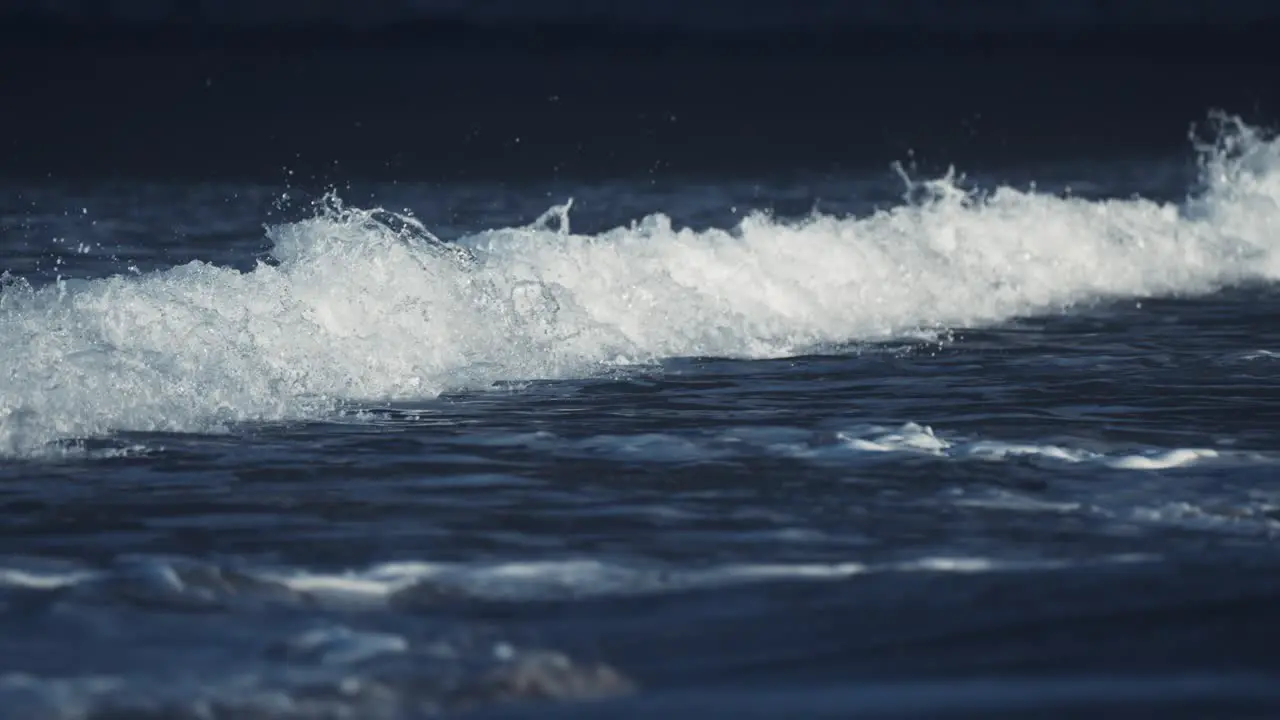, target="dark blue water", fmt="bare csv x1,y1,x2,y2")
4,118,1280,718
